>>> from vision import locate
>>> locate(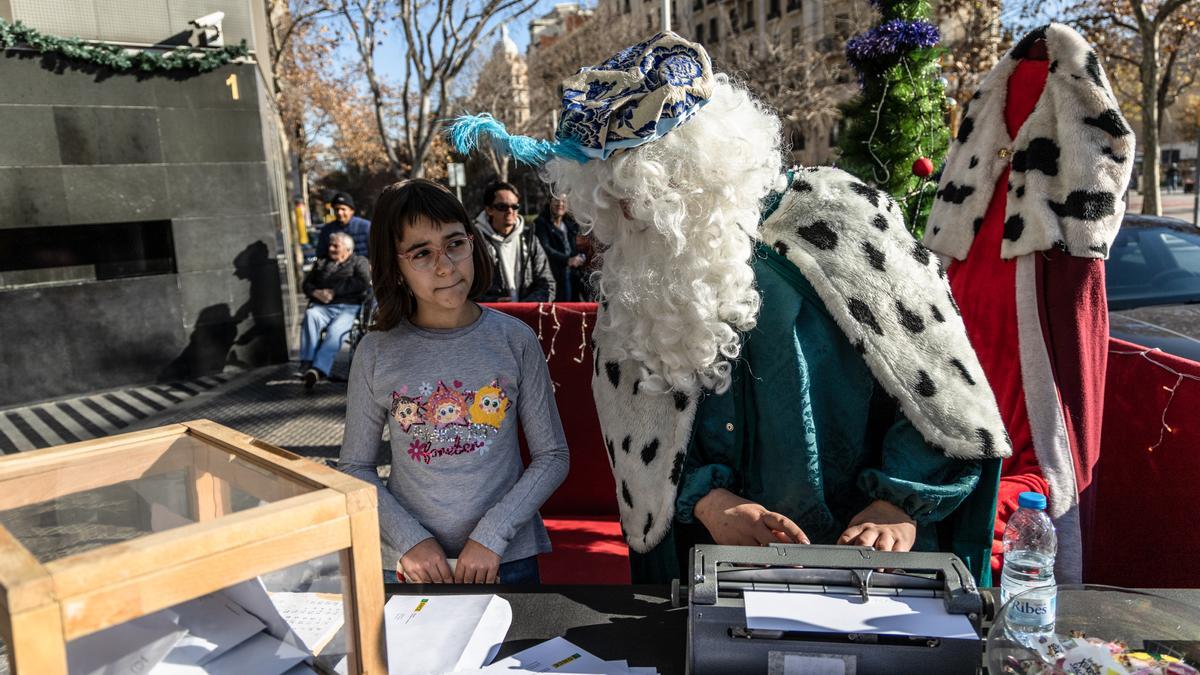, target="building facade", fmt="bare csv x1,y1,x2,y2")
0,0,293,408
